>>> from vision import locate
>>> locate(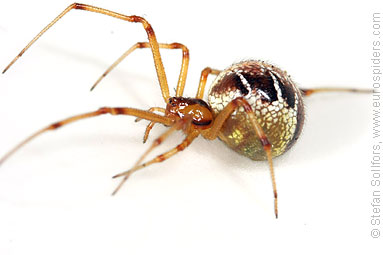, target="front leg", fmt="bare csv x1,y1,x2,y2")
3,3,171,102
0,107,174,165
